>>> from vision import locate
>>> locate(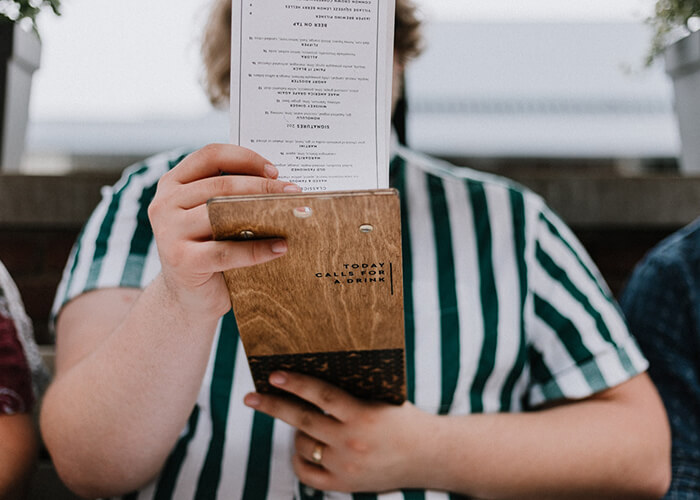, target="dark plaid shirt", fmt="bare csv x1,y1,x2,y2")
621,217,700,499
